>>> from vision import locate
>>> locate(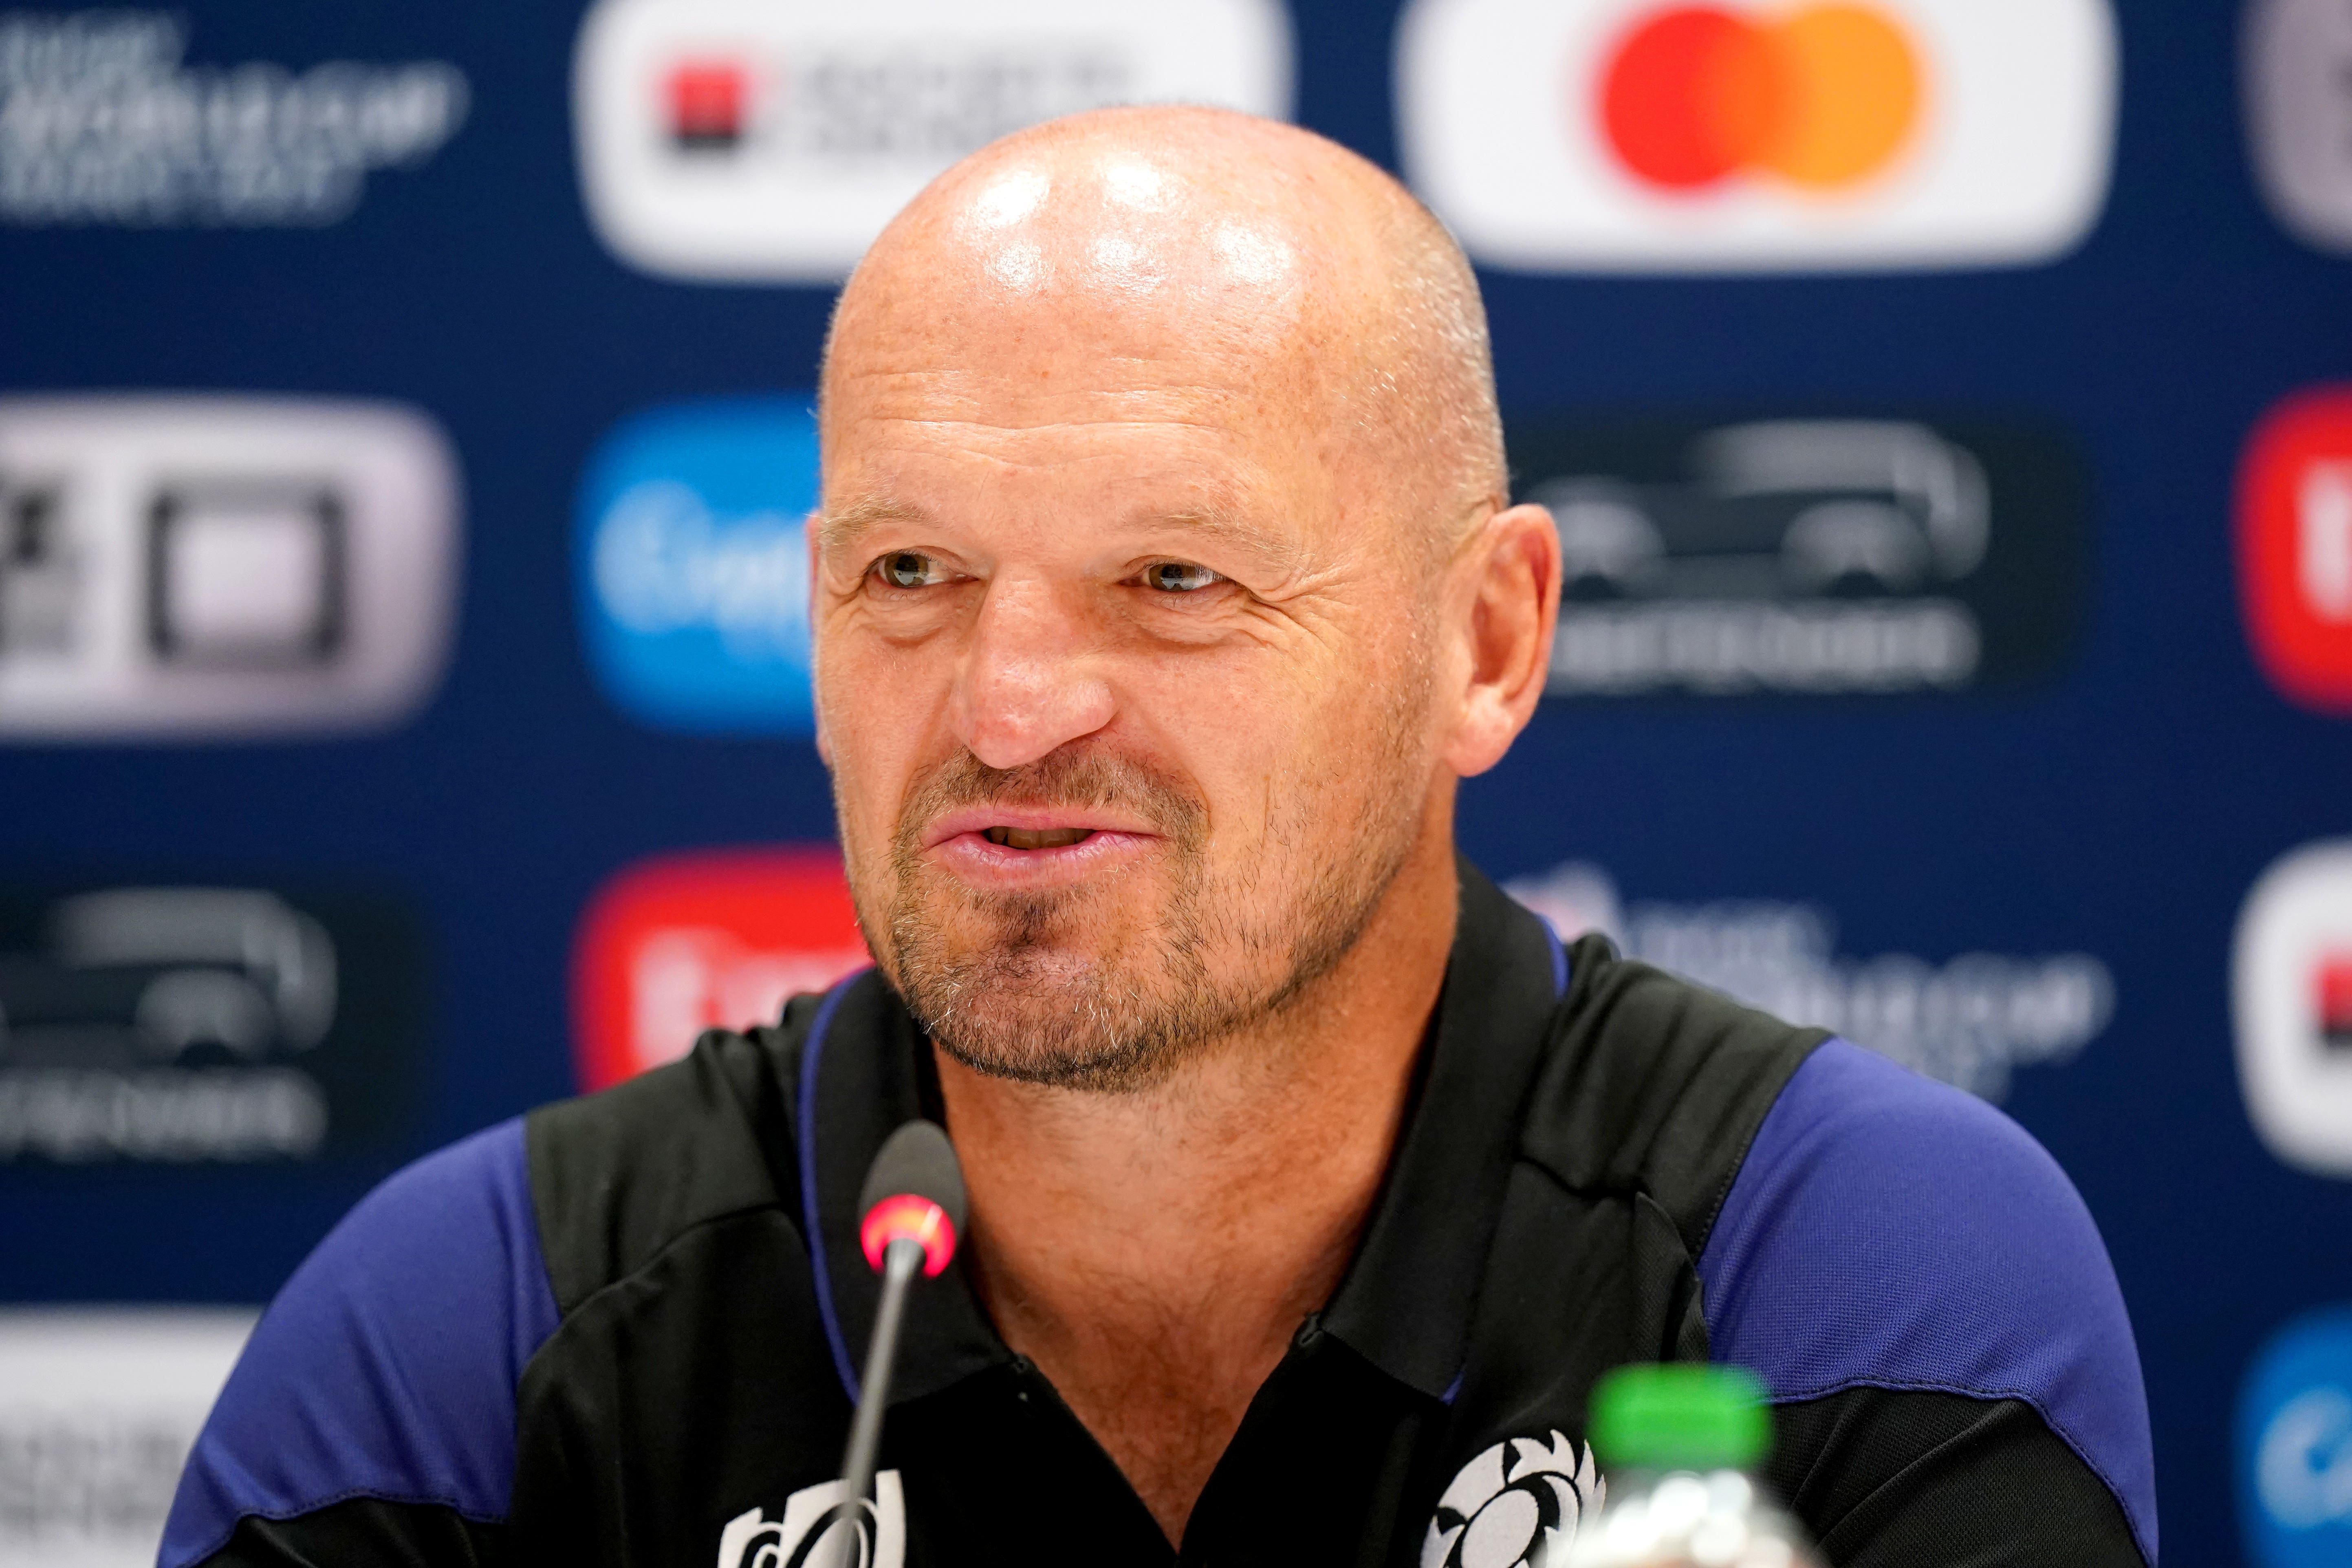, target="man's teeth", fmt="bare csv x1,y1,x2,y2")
982,826,1094,850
